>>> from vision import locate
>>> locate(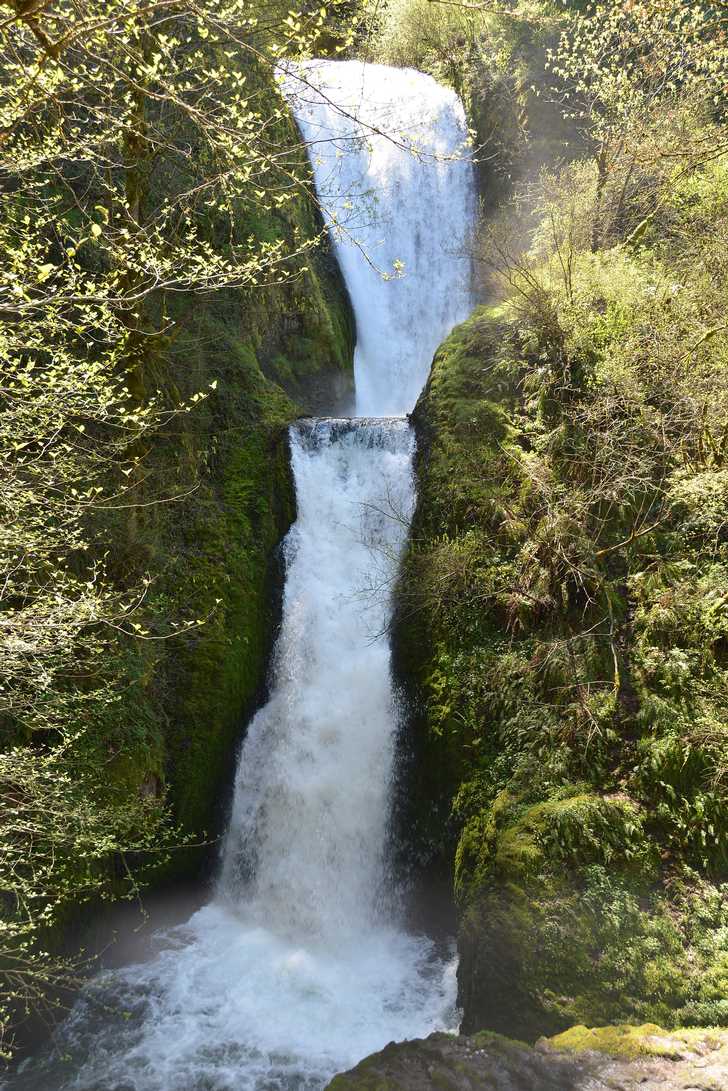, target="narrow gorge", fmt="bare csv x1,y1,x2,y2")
3,4,726,1088
7,61,476,1091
